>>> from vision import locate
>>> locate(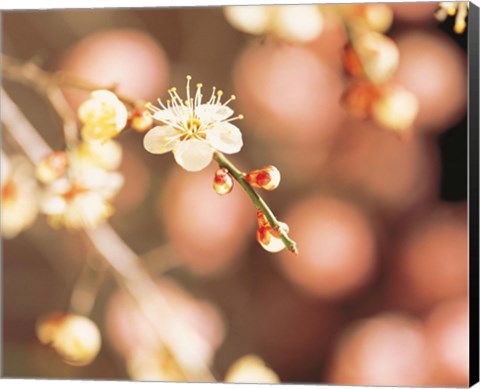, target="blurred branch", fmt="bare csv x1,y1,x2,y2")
3,55,143,108
214,151,298,255
69,252,107,316
3,56,78,145
86,225,215,381
1,89,52,161
1,89,215,382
